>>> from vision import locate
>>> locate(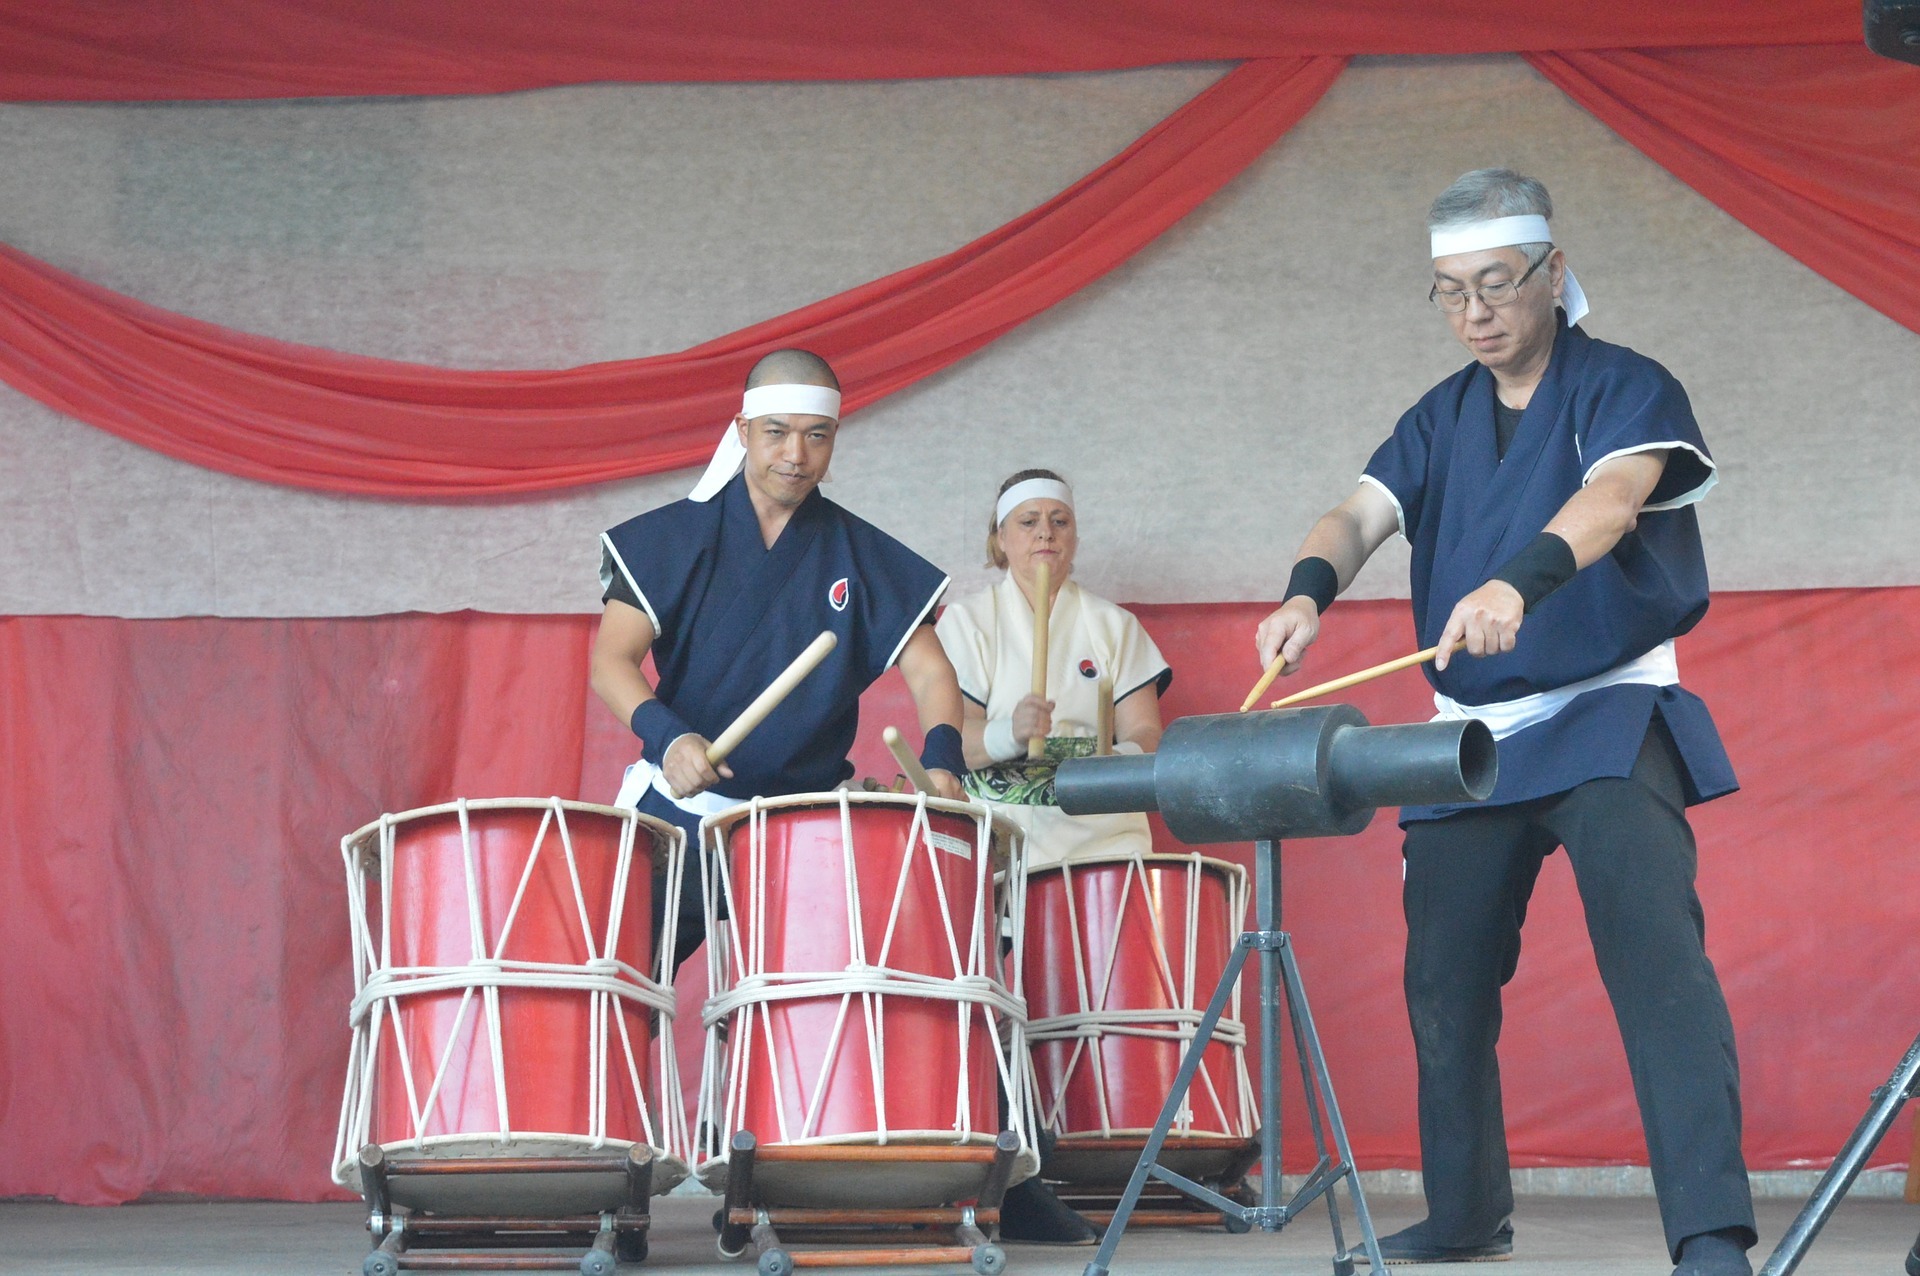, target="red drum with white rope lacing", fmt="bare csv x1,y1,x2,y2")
332,798,688,1214
693,791,1039,1208
1021,850,1255,1183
